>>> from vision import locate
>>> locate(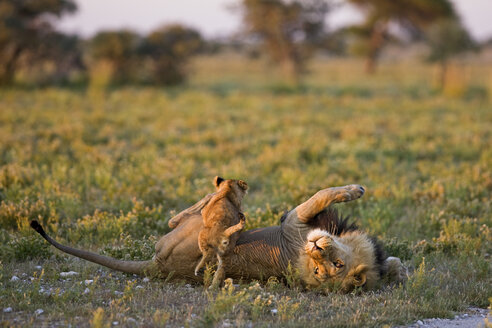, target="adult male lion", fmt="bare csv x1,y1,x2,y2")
31,184,406,290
